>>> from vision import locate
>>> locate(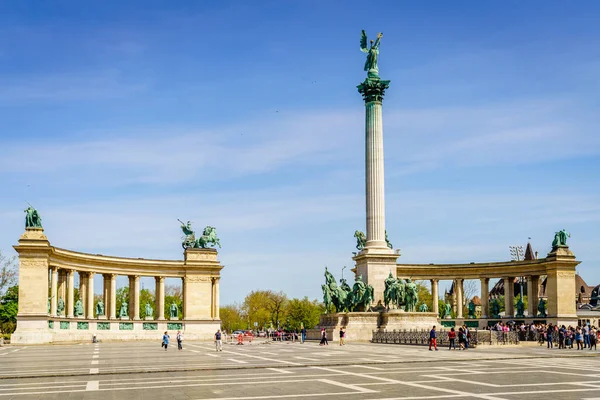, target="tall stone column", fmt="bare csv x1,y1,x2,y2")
79,272,87,317
480,278,489,319
67,270,75,318
103,274,110,317
50,267,58,316
182,277,187,319
155,276,165,320
353,76,399,308
58,269,66,307
431,279,439,315
132,276,140,320
213,277,220,320
504,277,514,317
87,273,95,318
456,279,464,319
109,274,117,319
